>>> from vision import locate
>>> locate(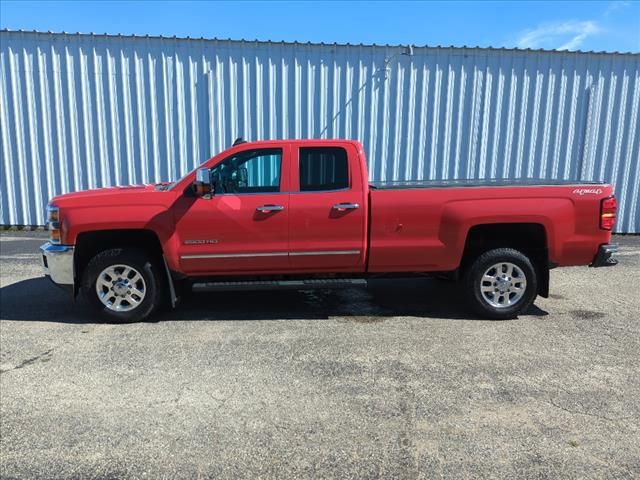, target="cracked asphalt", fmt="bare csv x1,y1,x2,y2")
1,231,639,479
